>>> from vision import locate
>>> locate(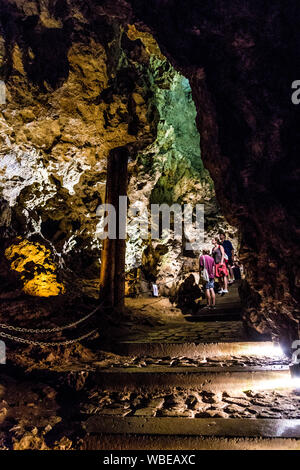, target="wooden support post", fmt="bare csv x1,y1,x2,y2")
99,147,128,313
